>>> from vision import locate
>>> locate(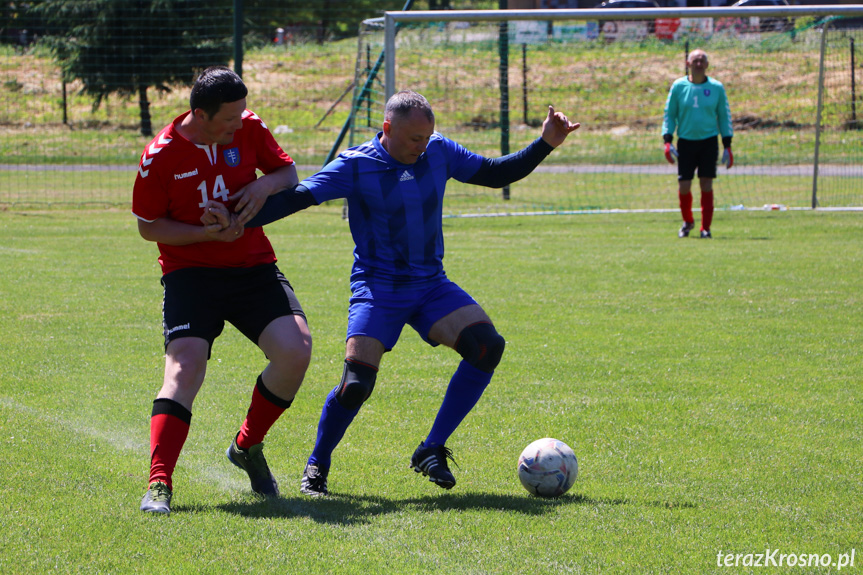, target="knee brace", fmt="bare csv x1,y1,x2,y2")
335,359,378,410
455,322,505,373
